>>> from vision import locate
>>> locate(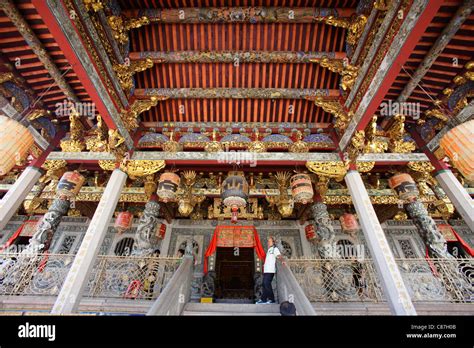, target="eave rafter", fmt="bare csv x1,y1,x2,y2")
31,0,134,149
338,0,443,151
